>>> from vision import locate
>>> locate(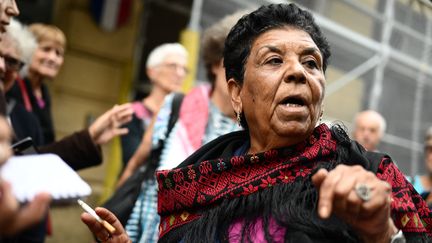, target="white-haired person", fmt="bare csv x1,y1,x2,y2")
352,110,387,152
120,43,188,168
